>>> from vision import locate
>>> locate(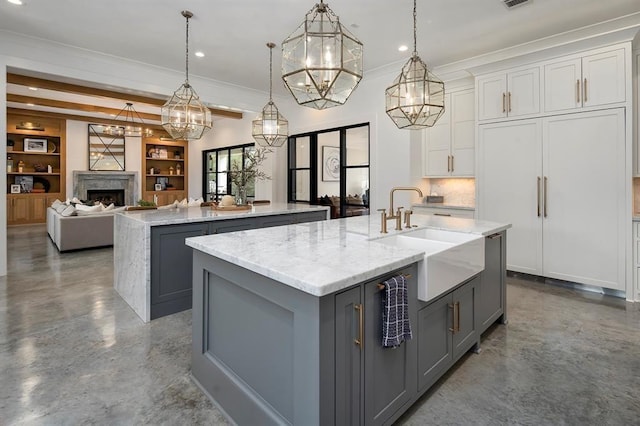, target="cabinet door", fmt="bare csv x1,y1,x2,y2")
31,195,48,222
150,222,209,319
210,218,257,234
450,89,475,176
507,67,540,117
477,74,507,121
581,49,625,108
363,279,415,426
478,120,543,275
544,58,581,112
478,233,505,334
424,93,451,177
335,287,362,426
452,277,477,360
417,295,452,391
542,109,625,290
11,196,30,224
